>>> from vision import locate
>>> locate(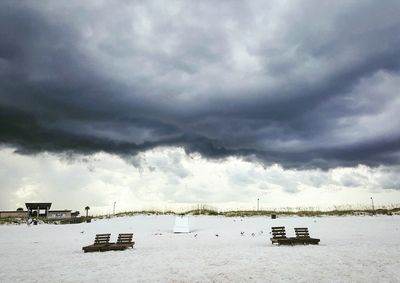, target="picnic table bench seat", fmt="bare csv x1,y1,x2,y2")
107,233,135,251
270,226,293,245
82,234,112,253
293,227,320,245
